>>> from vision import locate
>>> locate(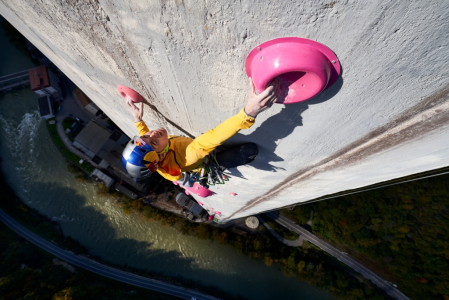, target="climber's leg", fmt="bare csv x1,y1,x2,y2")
215,143,258,170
